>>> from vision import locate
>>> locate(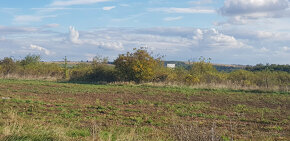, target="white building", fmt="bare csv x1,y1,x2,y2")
167,64,176,68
